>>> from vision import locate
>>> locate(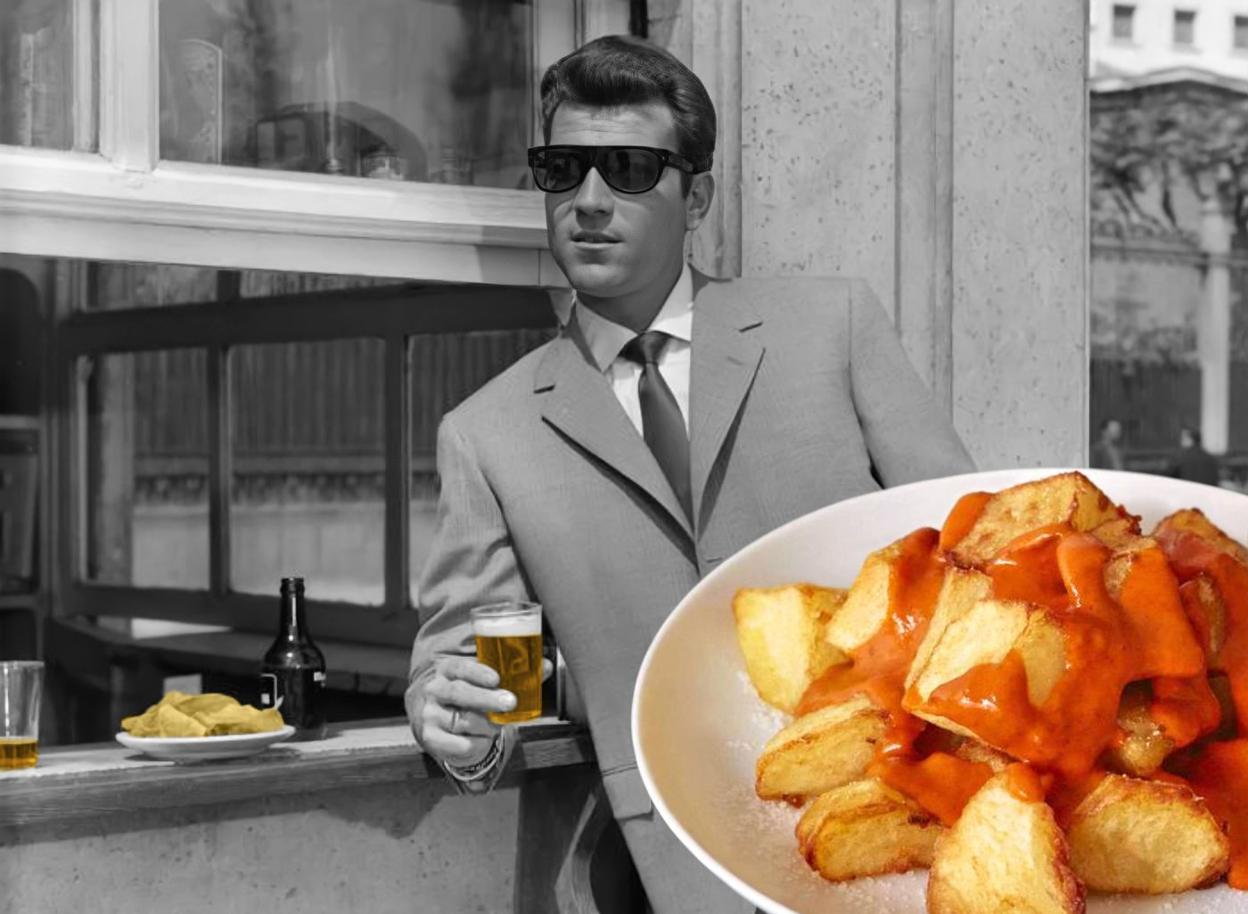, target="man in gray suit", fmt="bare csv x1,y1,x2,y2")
406,35,974,913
